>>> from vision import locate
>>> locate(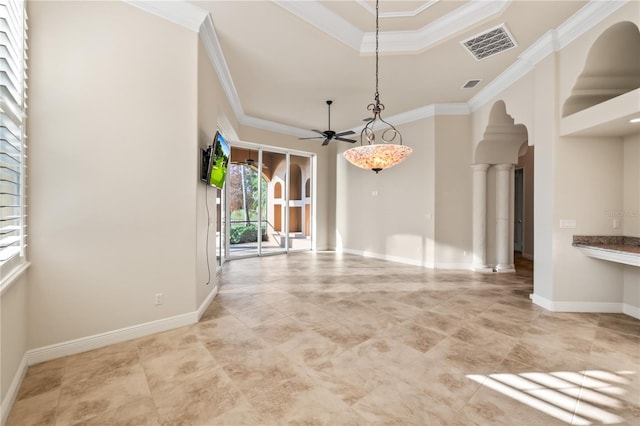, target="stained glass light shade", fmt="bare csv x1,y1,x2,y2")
343,144,412,173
